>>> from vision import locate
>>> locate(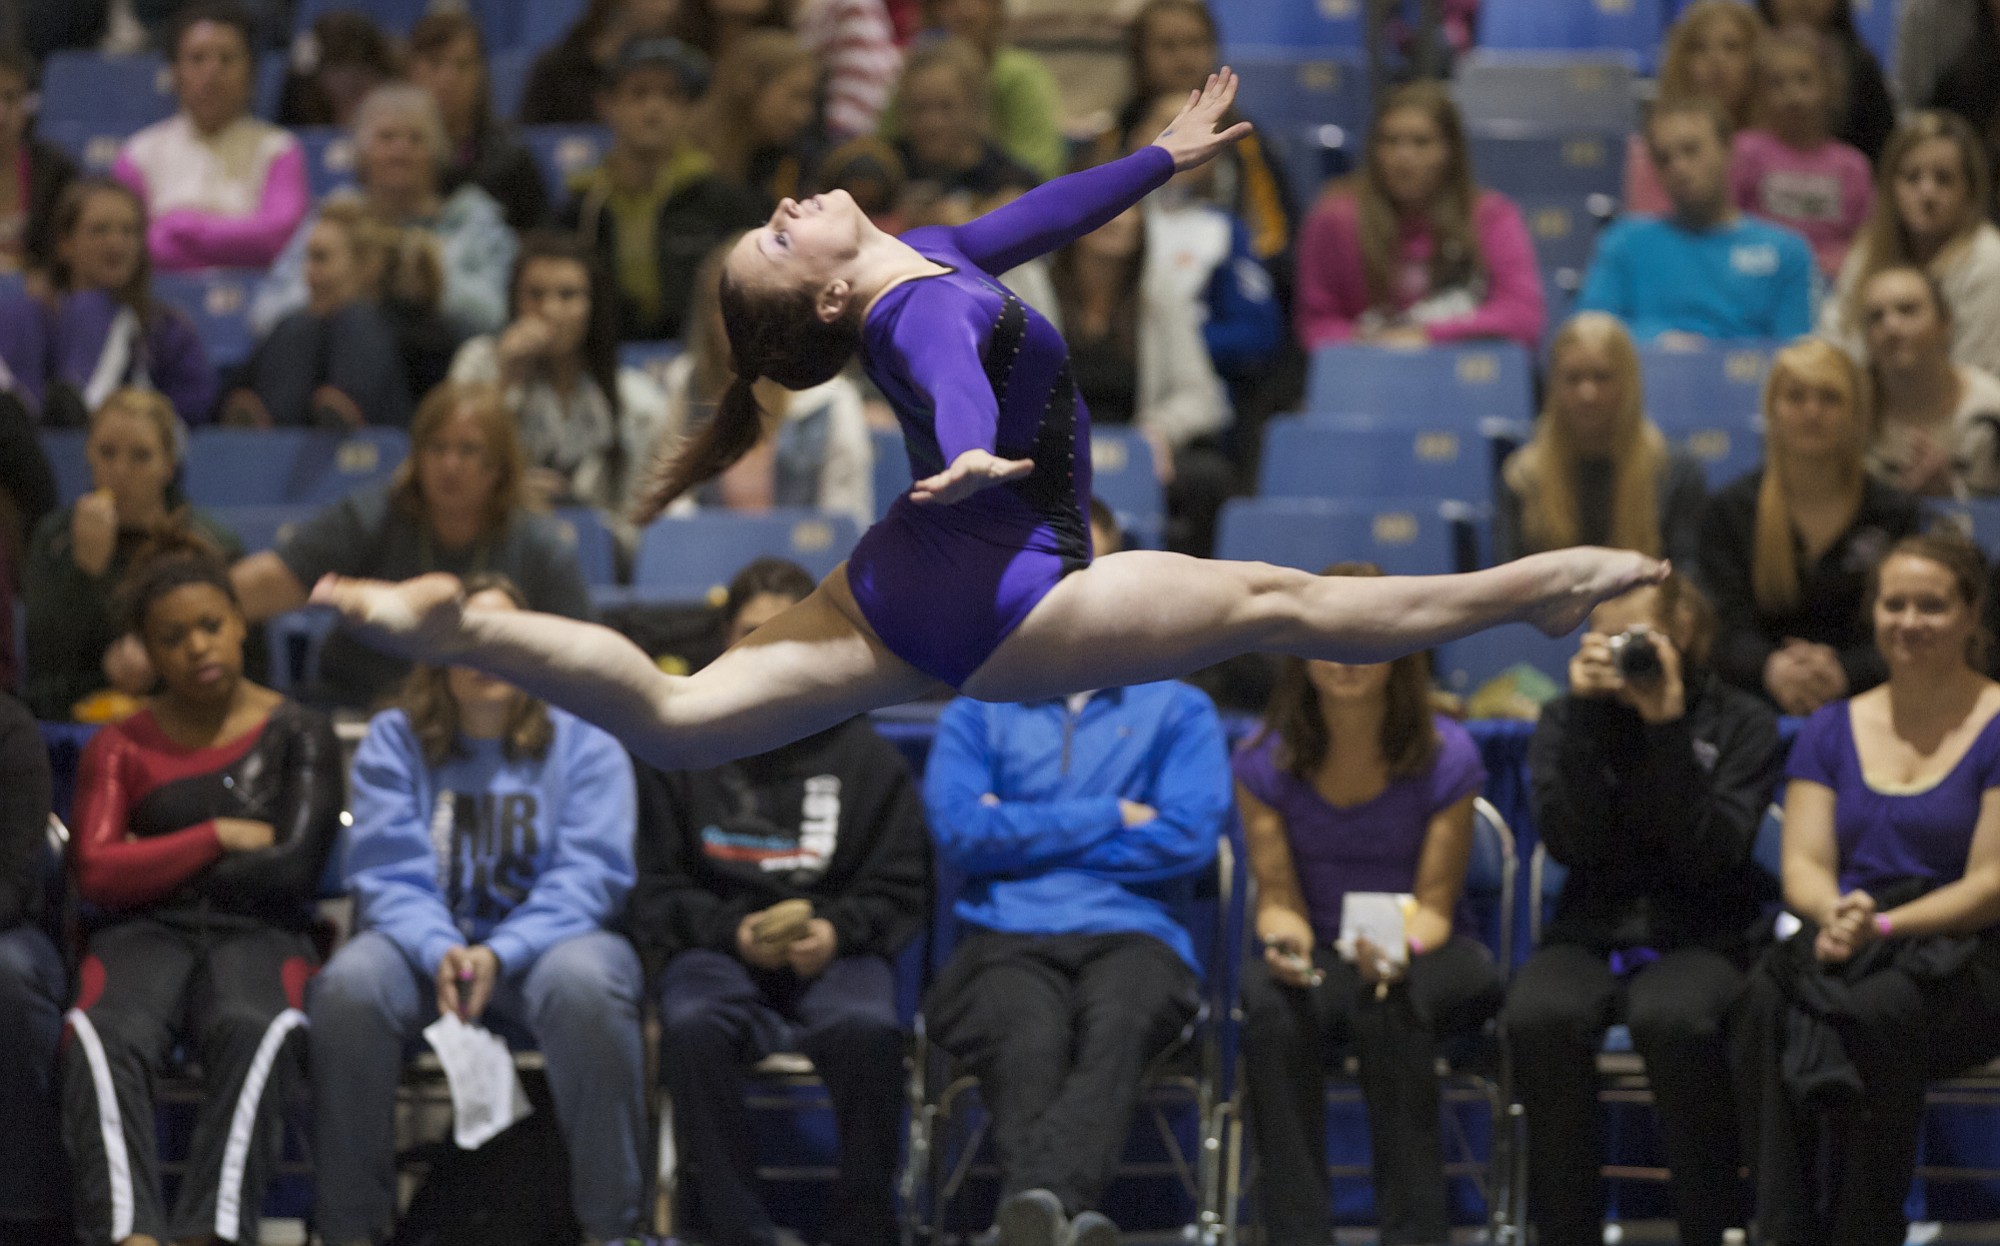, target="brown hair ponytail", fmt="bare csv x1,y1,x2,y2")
631,247,864,523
